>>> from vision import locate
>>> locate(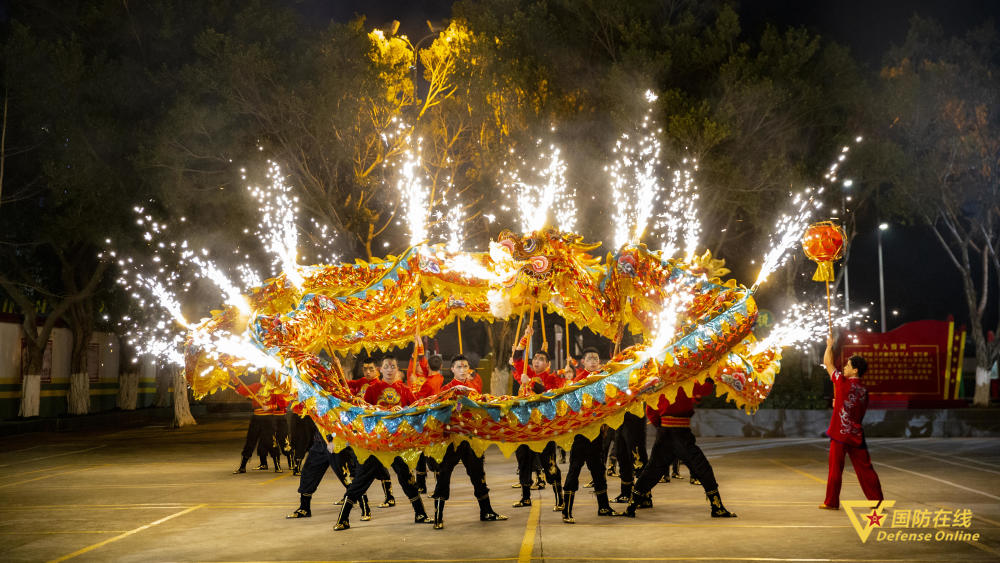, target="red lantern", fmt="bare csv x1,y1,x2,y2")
802,221,845,282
